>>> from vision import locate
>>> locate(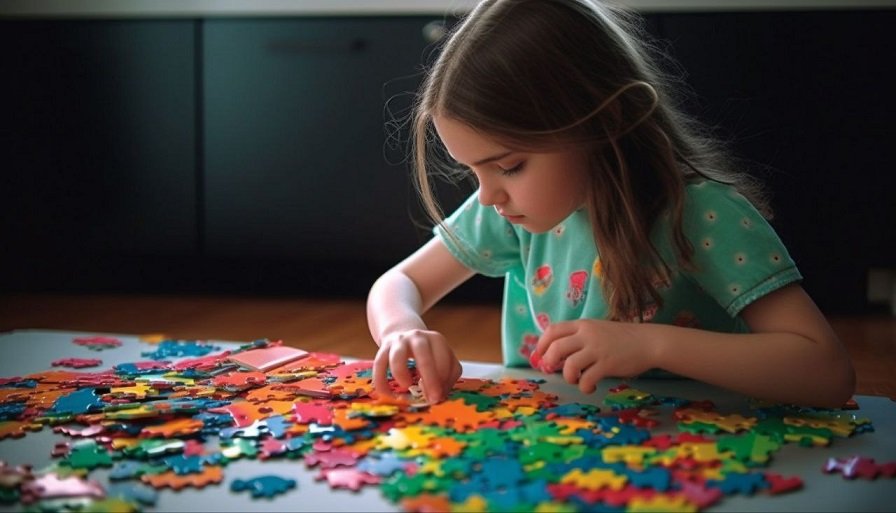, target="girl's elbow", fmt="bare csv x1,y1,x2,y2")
835,360,857,405
819,355,856,409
